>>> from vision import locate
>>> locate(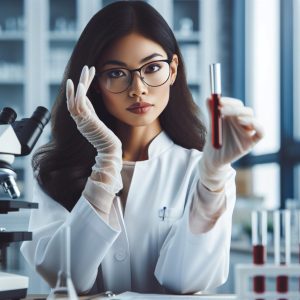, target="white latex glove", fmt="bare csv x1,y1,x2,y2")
66,65,123,195
199,97,264,191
